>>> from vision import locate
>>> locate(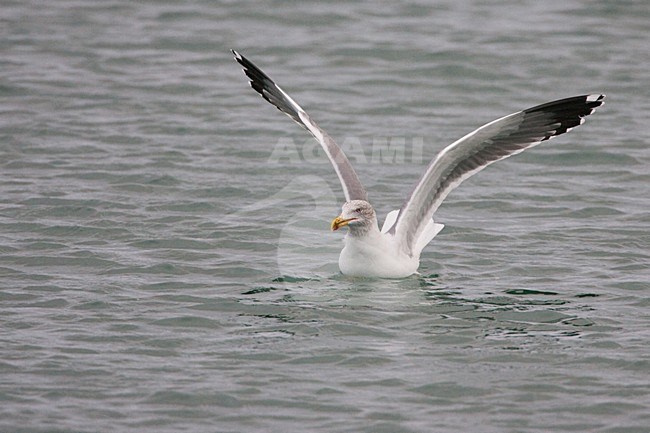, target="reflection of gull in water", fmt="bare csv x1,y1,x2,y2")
232,50,605,278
